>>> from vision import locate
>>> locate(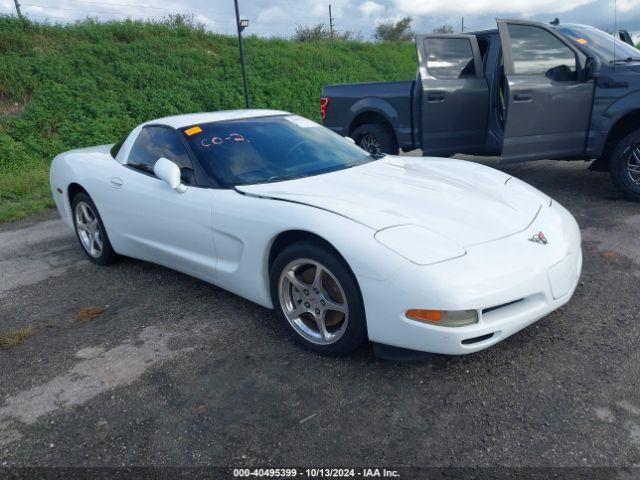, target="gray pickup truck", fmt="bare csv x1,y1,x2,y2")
321,20,640,201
